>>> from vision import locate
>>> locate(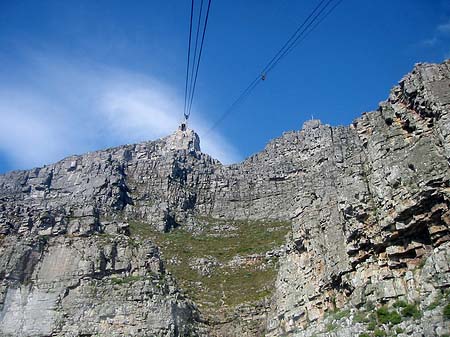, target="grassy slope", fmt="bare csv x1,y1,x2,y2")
129,217,291,316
